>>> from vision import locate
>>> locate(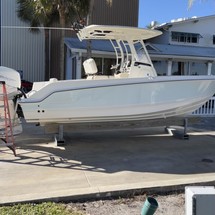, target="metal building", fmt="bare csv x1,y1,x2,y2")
92,0,139,26
1,0,45,82
49,0,139,79
0,0,139,81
